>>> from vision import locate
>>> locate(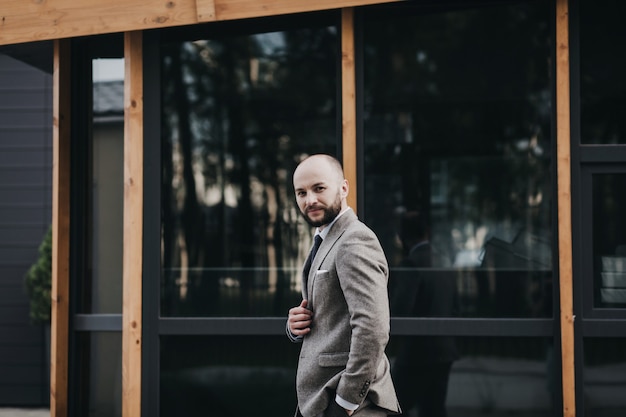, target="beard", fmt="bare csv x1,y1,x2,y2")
302,192,342,227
